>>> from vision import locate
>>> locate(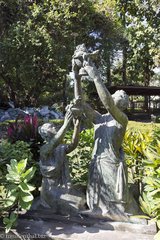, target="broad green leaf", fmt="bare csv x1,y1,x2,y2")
21,167,36,182
3,213,17,233
149,189,160,197
7,184,18,192
145,148,160,162
19,198,32,210
19,182,35,193
139,195,152,216
4,192,18,208
27,184,35,192
17,159,27,174
144,185,154,192
6,172,20,183
10,159,18,172
3,217,10,225
20,192,34,202
5,223,13,233
10,212,18,222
